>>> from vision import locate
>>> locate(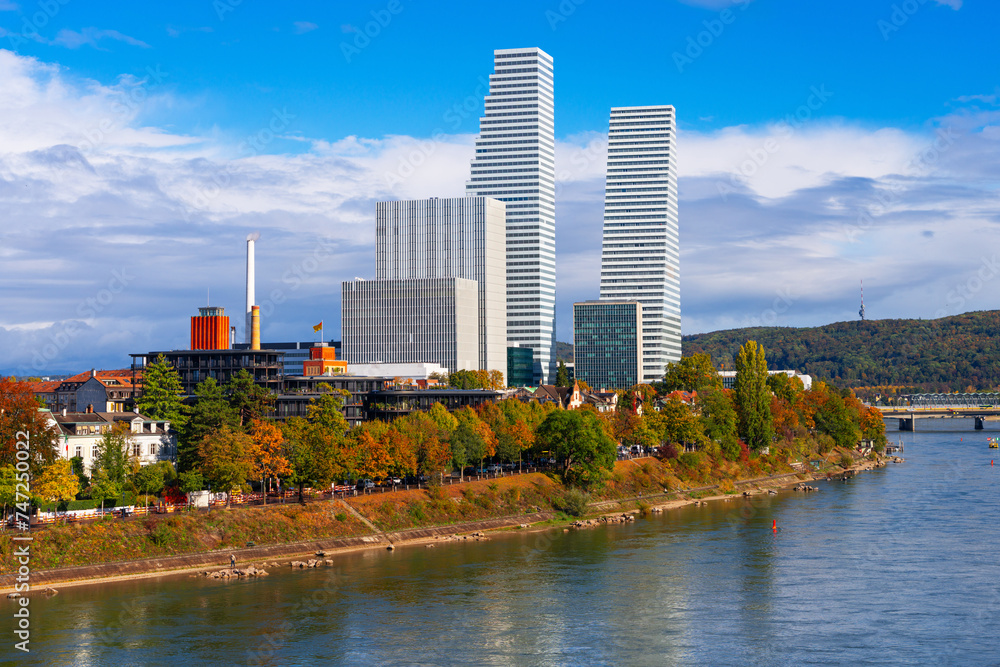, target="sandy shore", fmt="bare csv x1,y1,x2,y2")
1,455,898,596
